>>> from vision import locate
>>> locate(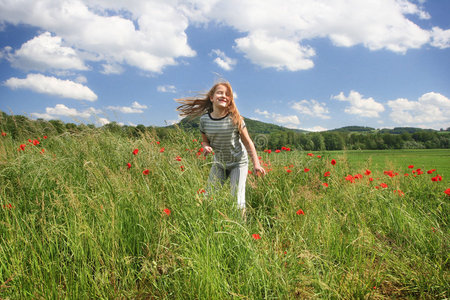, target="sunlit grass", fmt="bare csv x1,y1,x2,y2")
0,128,448,298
